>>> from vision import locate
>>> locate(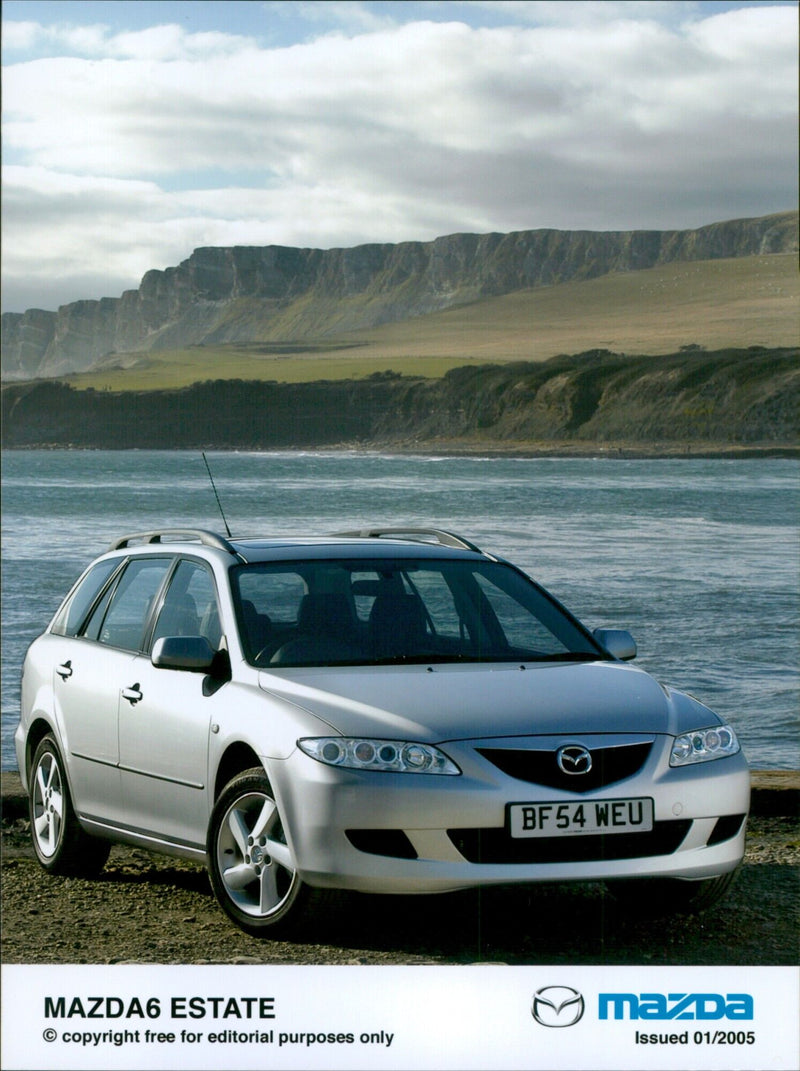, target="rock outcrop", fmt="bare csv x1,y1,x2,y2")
2,212,796,380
